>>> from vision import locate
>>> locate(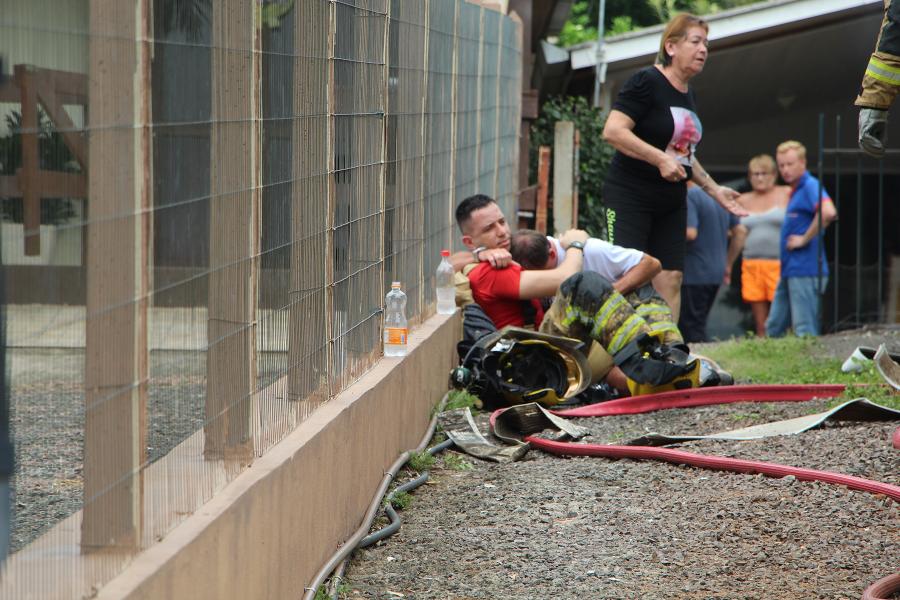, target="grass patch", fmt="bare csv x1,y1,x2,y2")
699,336,900,410
444,389,482,411
407,451,435,472
388,490,412,510
443,452,474,471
